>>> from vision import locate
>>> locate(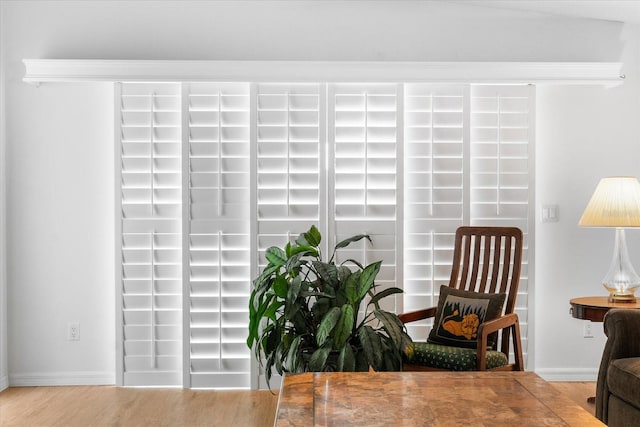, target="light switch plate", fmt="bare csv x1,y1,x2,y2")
542,204,559,223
